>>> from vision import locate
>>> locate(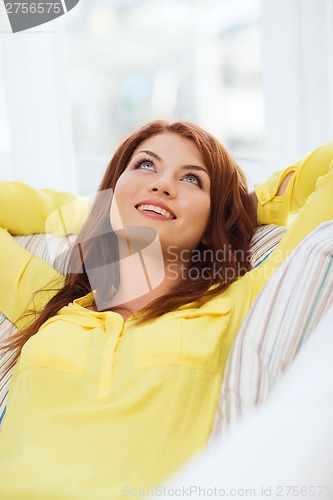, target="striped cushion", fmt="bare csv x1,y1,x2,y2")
247,224,287,268
0,225,286,427
210,221,333,441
